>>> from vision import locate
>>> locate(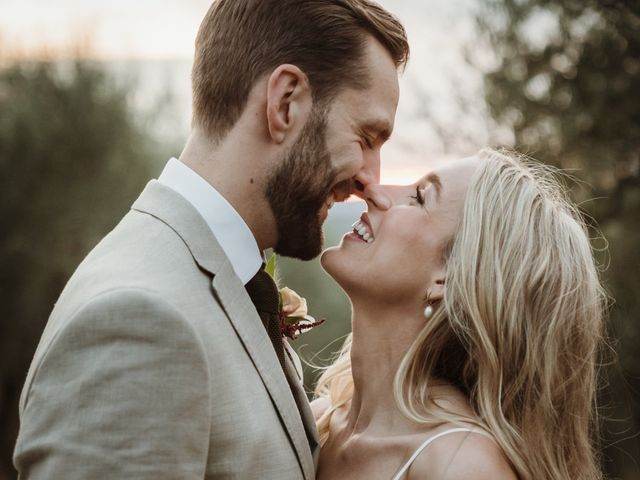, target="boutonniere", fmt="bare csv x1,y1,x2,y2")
265,254,325,340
